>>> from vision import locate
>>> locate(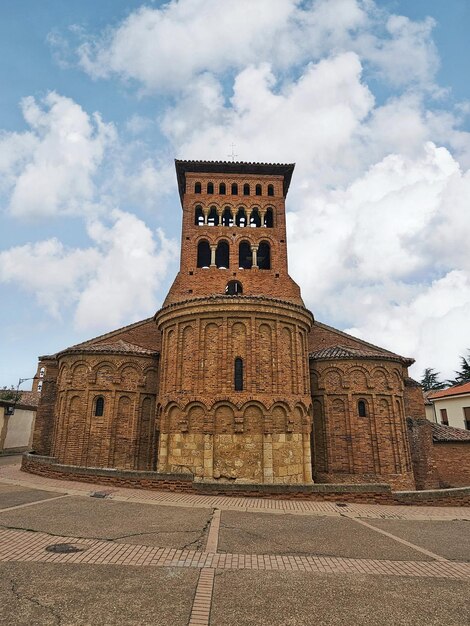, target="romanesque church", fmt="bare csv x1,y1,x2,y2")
31,161,425,491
